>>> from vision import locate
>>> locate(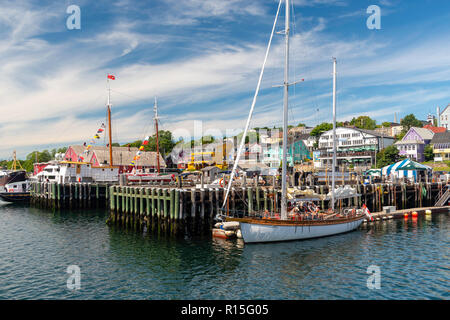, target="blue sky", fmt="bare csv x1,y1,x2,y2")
1,0,450,159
